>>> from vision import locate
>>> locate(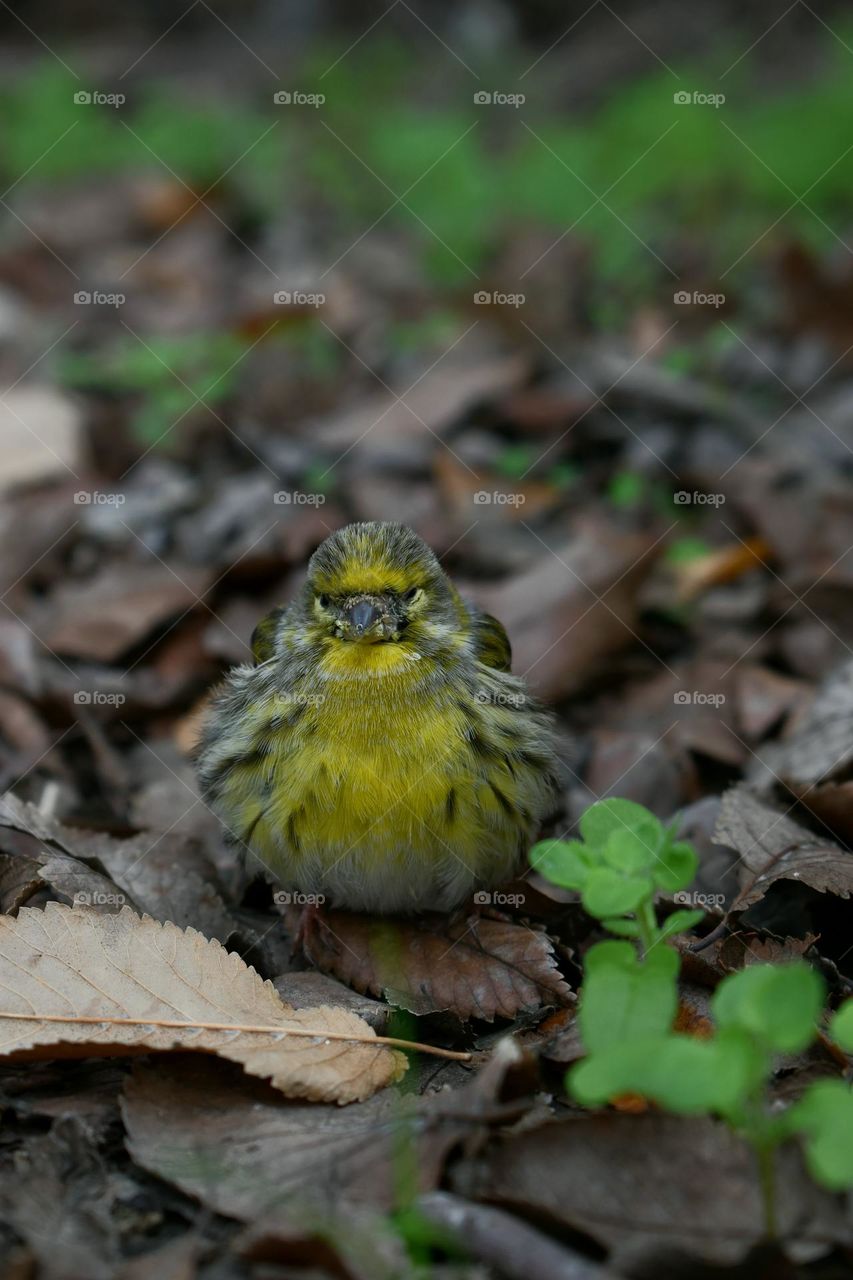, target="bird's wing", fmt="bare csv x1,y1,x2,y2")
250,605,288,664
468,604,512,672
